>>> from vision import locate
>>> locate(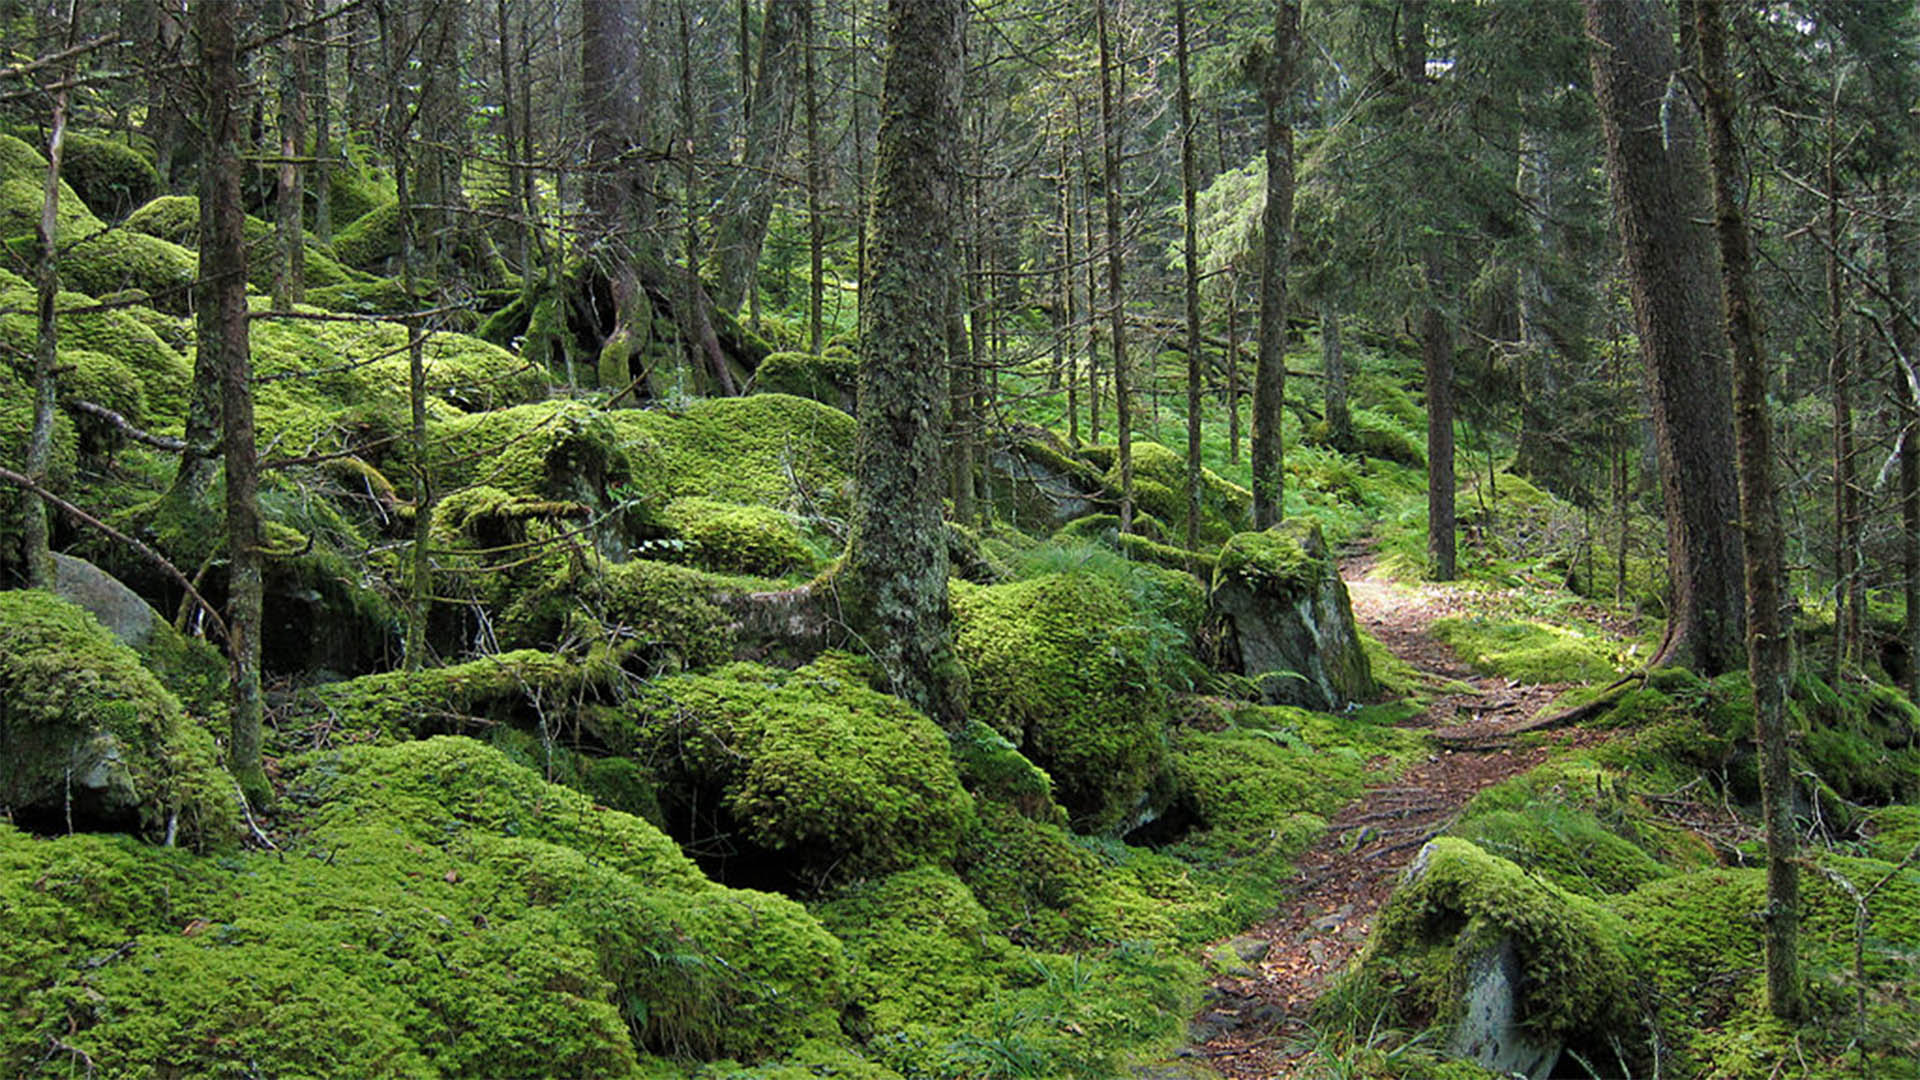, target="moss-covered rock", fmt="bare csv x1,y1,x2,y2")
0,281,192,421
1338,838,1637,1059
817,866,1017,1033
125,193,365,293
754,350,858,413
0,591,234,847
611,659,975,886
498,557,740,672
1211,521,1375,710
423,399,627,506
1106,441,1252,545
662,496,824,578
952,572,1181,832
607,394,856,518
330,197,400,271
294,648,612,741
56,131,159,222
